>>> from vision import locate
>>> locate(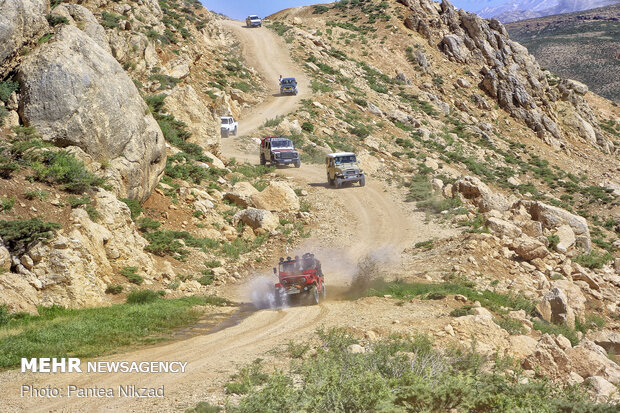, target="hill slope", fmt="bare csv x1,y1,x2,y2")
478,0,619,22
507,3,620,102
